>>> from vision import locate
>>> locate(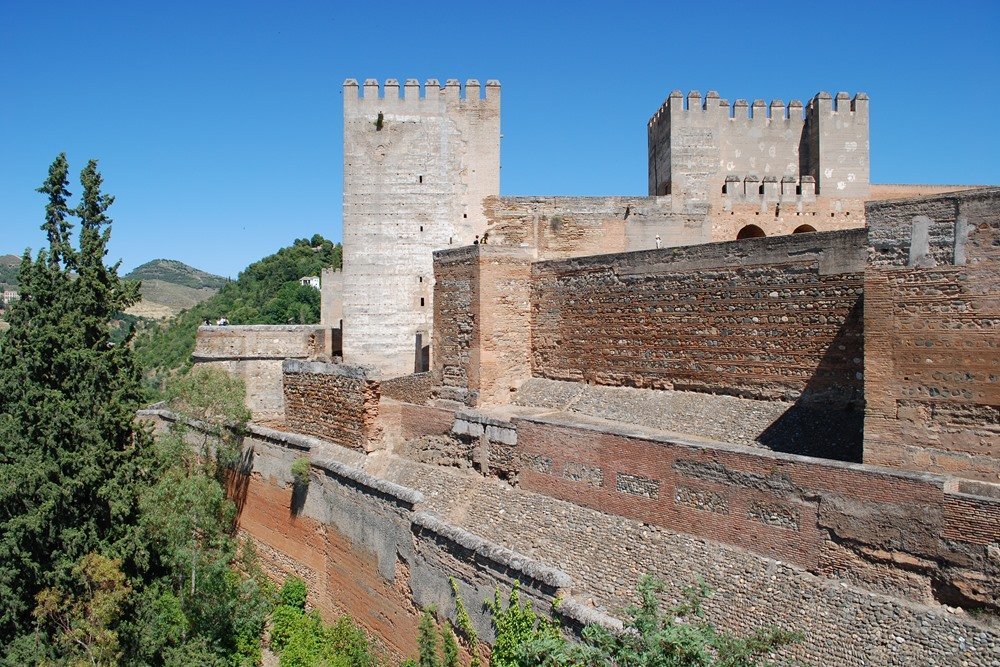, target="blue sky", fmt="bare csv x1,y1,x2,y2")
2,1,998,278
